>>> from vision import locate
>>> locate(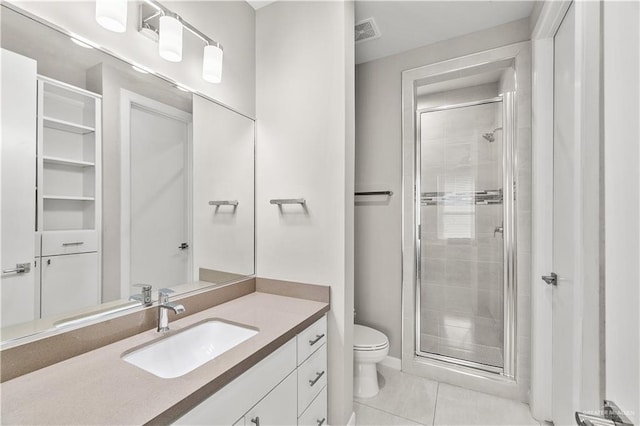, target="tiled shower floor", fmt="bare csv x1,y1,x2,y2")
354,365,542,426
